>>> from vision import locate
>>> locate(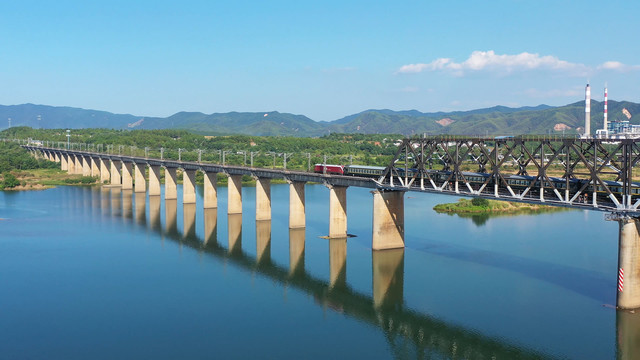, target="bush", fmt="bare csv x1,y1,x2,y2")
471,197,489,207
2,173,20,188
